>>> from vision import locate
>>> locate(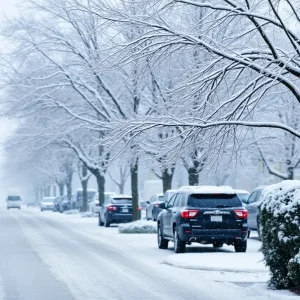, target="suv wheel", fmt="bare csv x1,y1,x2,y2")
104,215,110,227
98,214,104,226
157,225,168,249
213,242,223,248
234,240,247,252
174,226,186,253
